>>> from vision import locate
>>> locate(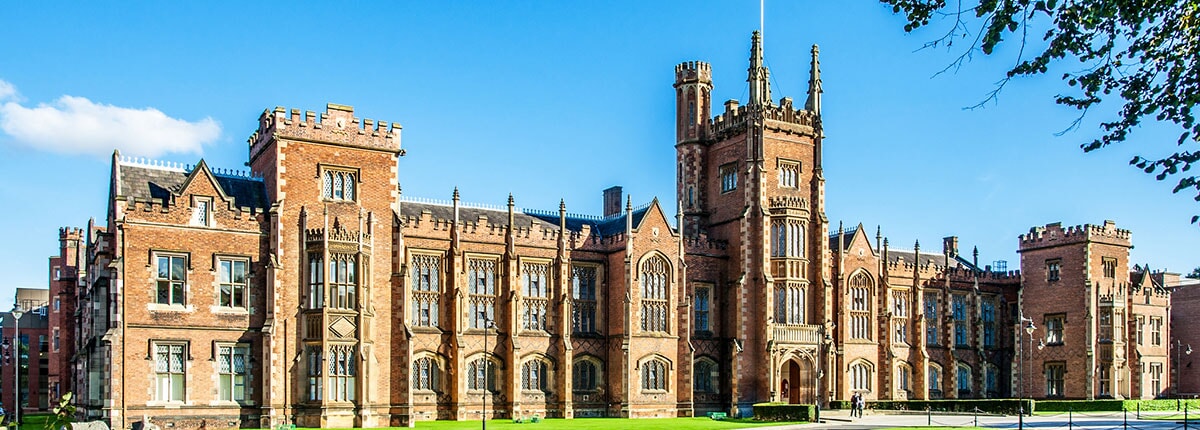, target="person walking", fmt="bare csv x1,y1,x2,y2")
854,392,866,417
849,392,861,418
